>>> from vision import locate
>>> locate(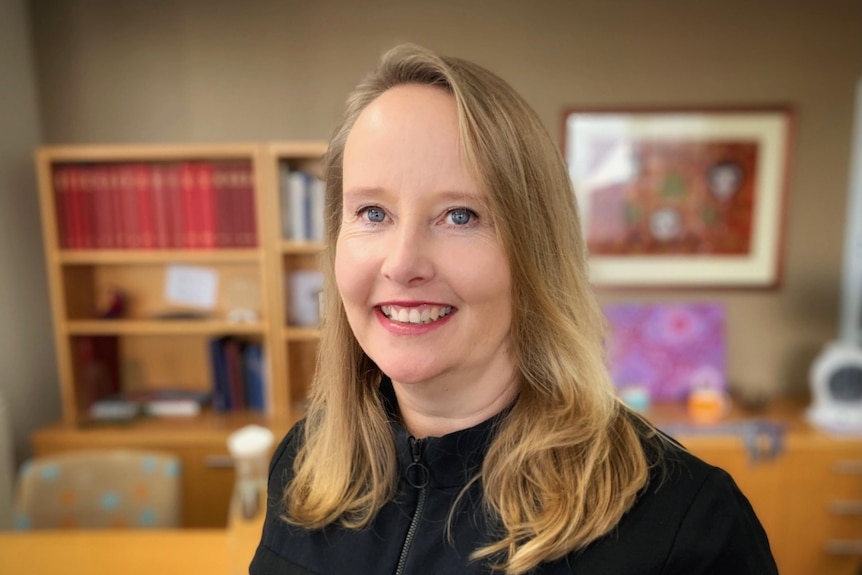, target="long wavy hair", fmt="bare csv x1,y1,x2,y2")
285,44,653,574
